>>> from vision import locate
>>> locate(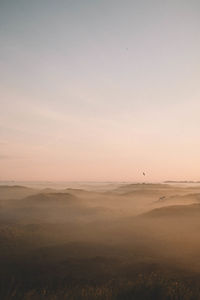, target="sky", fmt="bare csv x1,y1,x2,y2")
0,0,200,182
